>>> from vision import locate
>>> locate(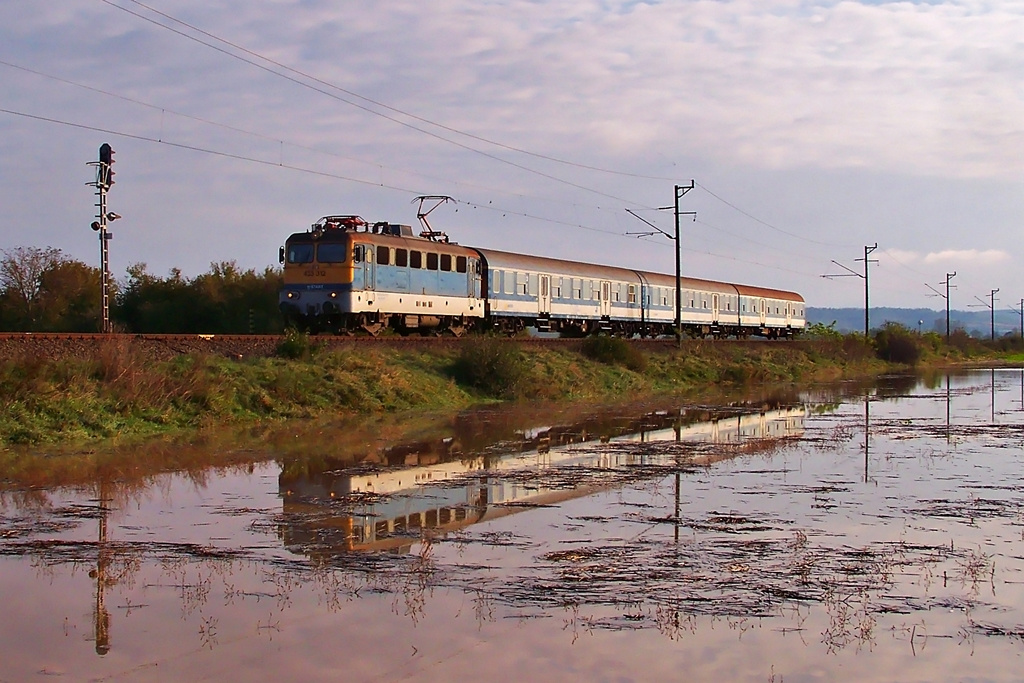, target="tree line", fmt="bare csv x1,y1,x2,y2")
0,246,285,334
